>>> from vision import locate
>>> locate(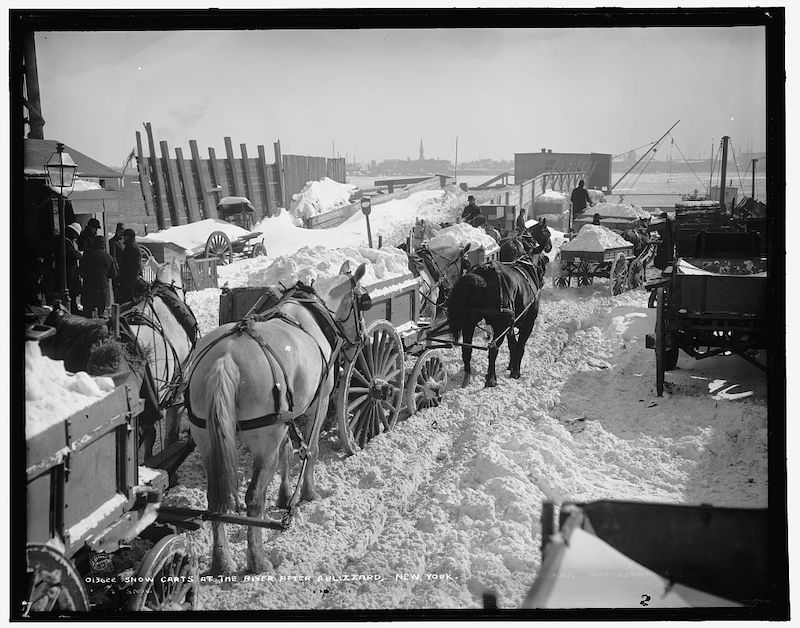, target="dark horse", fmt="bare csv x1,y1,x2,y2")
447,253,548,387
499,219,553,262
620,218,652,257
